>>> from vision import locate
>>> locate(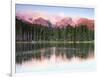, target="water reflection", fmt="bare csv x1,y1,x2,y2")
16,43,94,64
